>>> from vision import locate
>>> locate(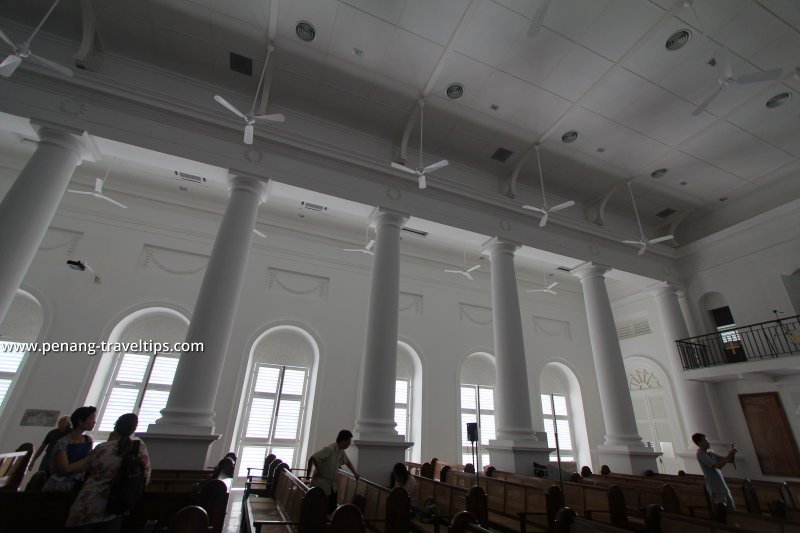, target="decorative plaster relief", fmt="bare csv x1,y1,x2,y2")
267,267,329,300
459,303,493,326
590,244,600,256
498,219,512,231
39,227,83,257
58,99,87,117
244,149,264,164
386,187,402,201
532,315,572,340
628,368,663,391
399,292,423,316
138,245,208,279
